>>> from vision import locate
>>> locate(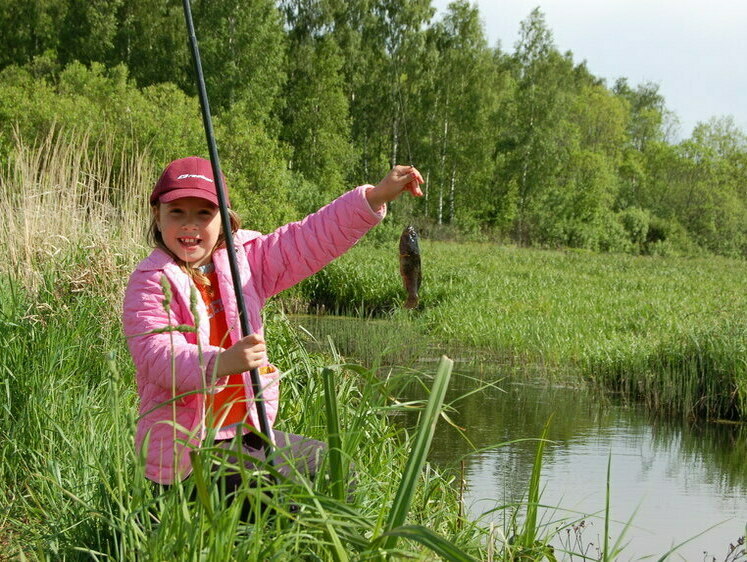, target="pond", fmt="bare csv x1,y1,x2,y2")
288,314,747,560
